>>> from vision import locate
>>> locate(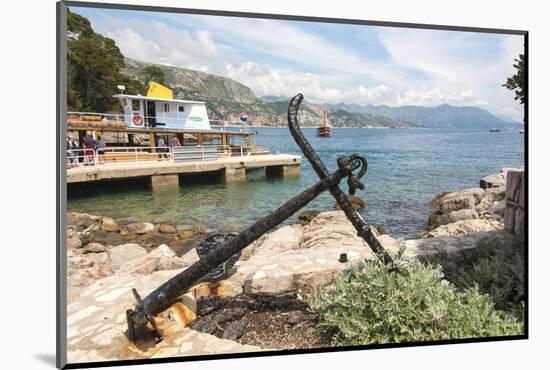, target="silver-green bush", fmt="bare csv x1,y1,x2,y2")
313,257,523,346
